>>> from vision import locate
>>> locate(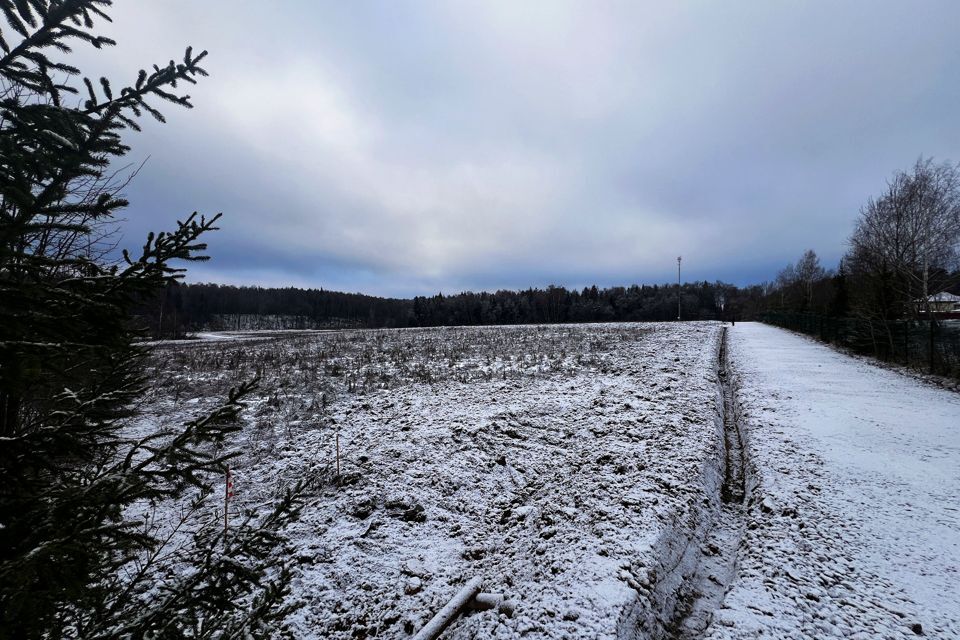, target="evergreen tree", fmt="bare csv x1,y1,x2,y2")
0,2,301,636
